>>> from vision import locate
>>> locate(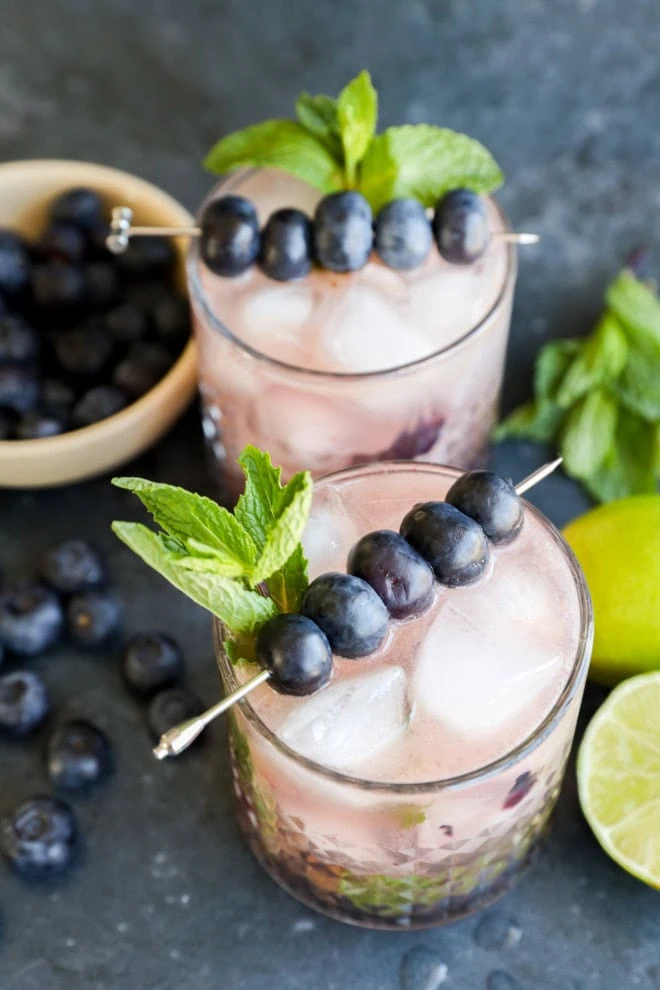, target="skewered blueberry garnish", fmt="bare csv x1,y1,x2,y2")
0,670,50,736
46,720,113,792
400,501,489,587
446,470,523,545
40,539,106,595
122,632,183,696
374,198,433,270
313,191,373,273
256,614,333,695
1,796,78,877
201,195,260,277
259,208,314,281
433,188,490,264
302,572,389,658
347,530,435,619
